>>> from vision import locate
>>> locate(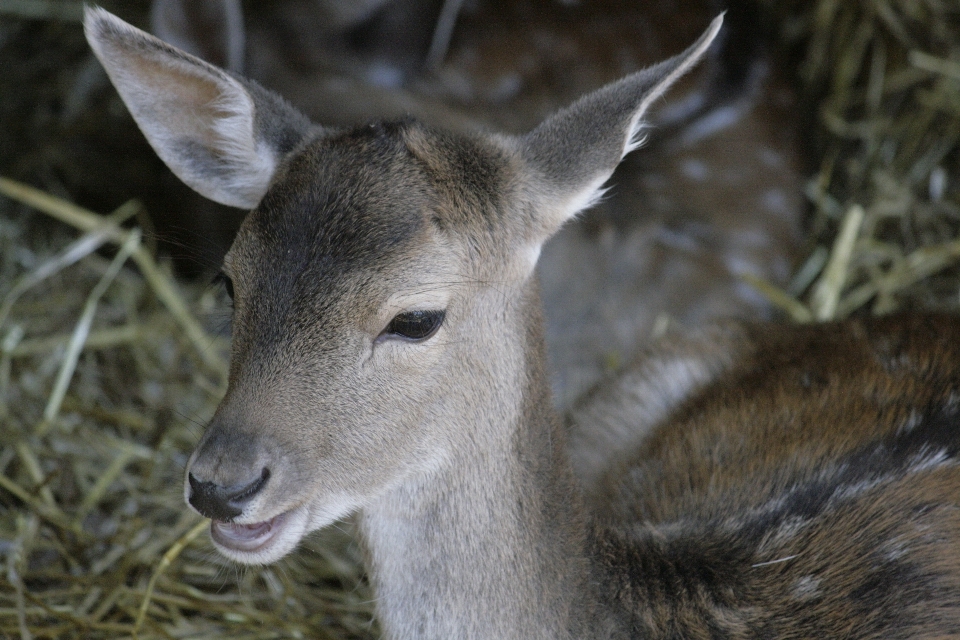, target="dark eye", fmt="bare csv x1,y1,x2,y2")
383,310,445,341
213,272,234,300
